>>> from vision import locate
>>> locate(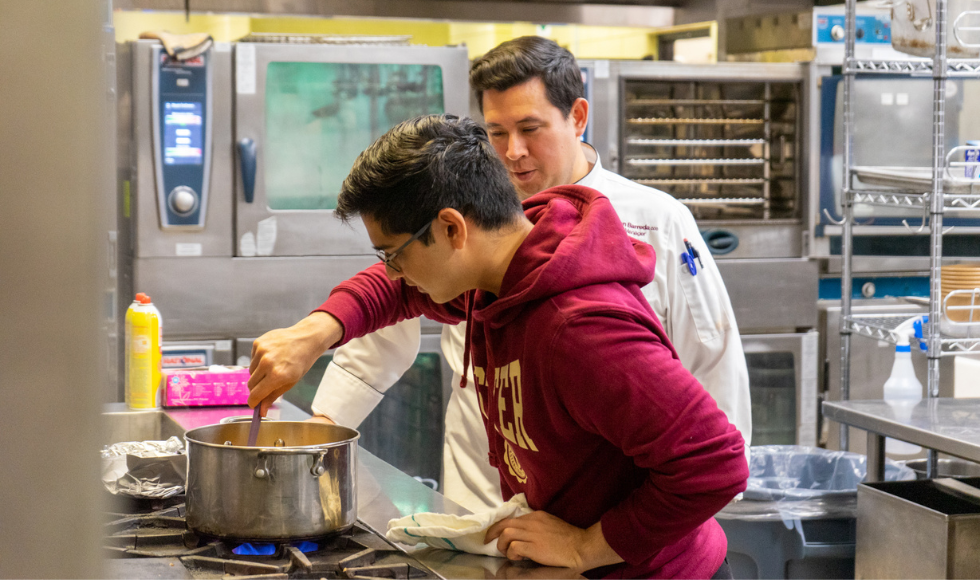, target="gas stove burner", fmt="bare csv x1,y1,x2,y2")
233,541,319,555
104,502,438,579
